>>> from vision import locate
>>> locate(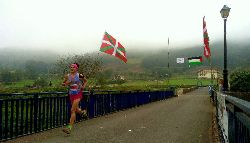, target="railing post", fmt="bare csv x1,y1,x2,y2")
106,92,110,114
4,100,9,139
119,91,123,109
55,97,59,126
34,93,39,133
88,91,95,119
117,91,122,110
46,98,49,129
19,99,24,135
59,97,63,126
227,102,235,143
25,99,29,134
62,97,66,125
108,94,111,113
110,93,115,112
80,92,87,118
10,100,14,139
233,105,240,143
38,96,42,131
136,92,139,106
20,99,24,135
53,97,56,127
128,91,132,108
0,99,3,141
49,97,53,129
42,97,45,131
15,99,19,137
125,92,129,109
